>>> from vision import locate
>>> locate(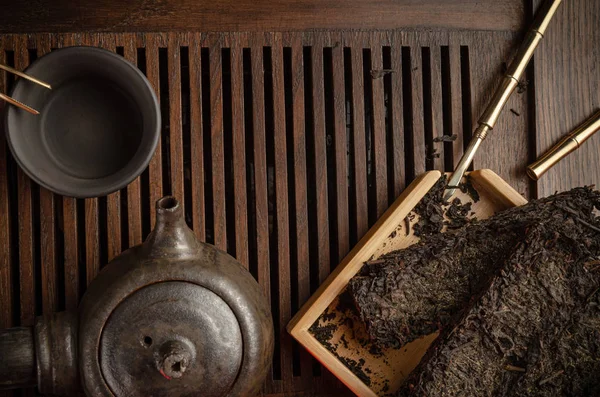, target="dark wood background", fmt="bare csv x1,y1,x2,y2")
0,1,598,396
